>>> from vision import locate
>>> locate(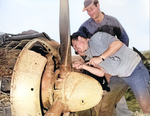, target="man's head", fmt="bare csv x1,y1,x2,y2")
82,0,100,20
83,0,99,11
71,31,89,56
